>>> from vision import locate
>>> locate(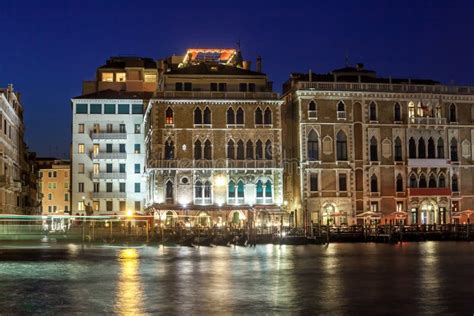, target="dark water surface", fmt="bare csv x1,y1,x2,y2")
0,242,473,315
